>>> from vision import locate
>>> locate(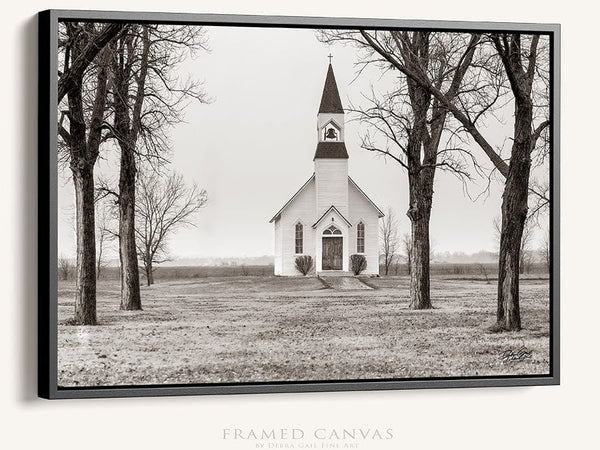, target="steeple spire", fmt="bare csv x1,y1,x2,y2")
314,62,348,160
318,63,344,114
